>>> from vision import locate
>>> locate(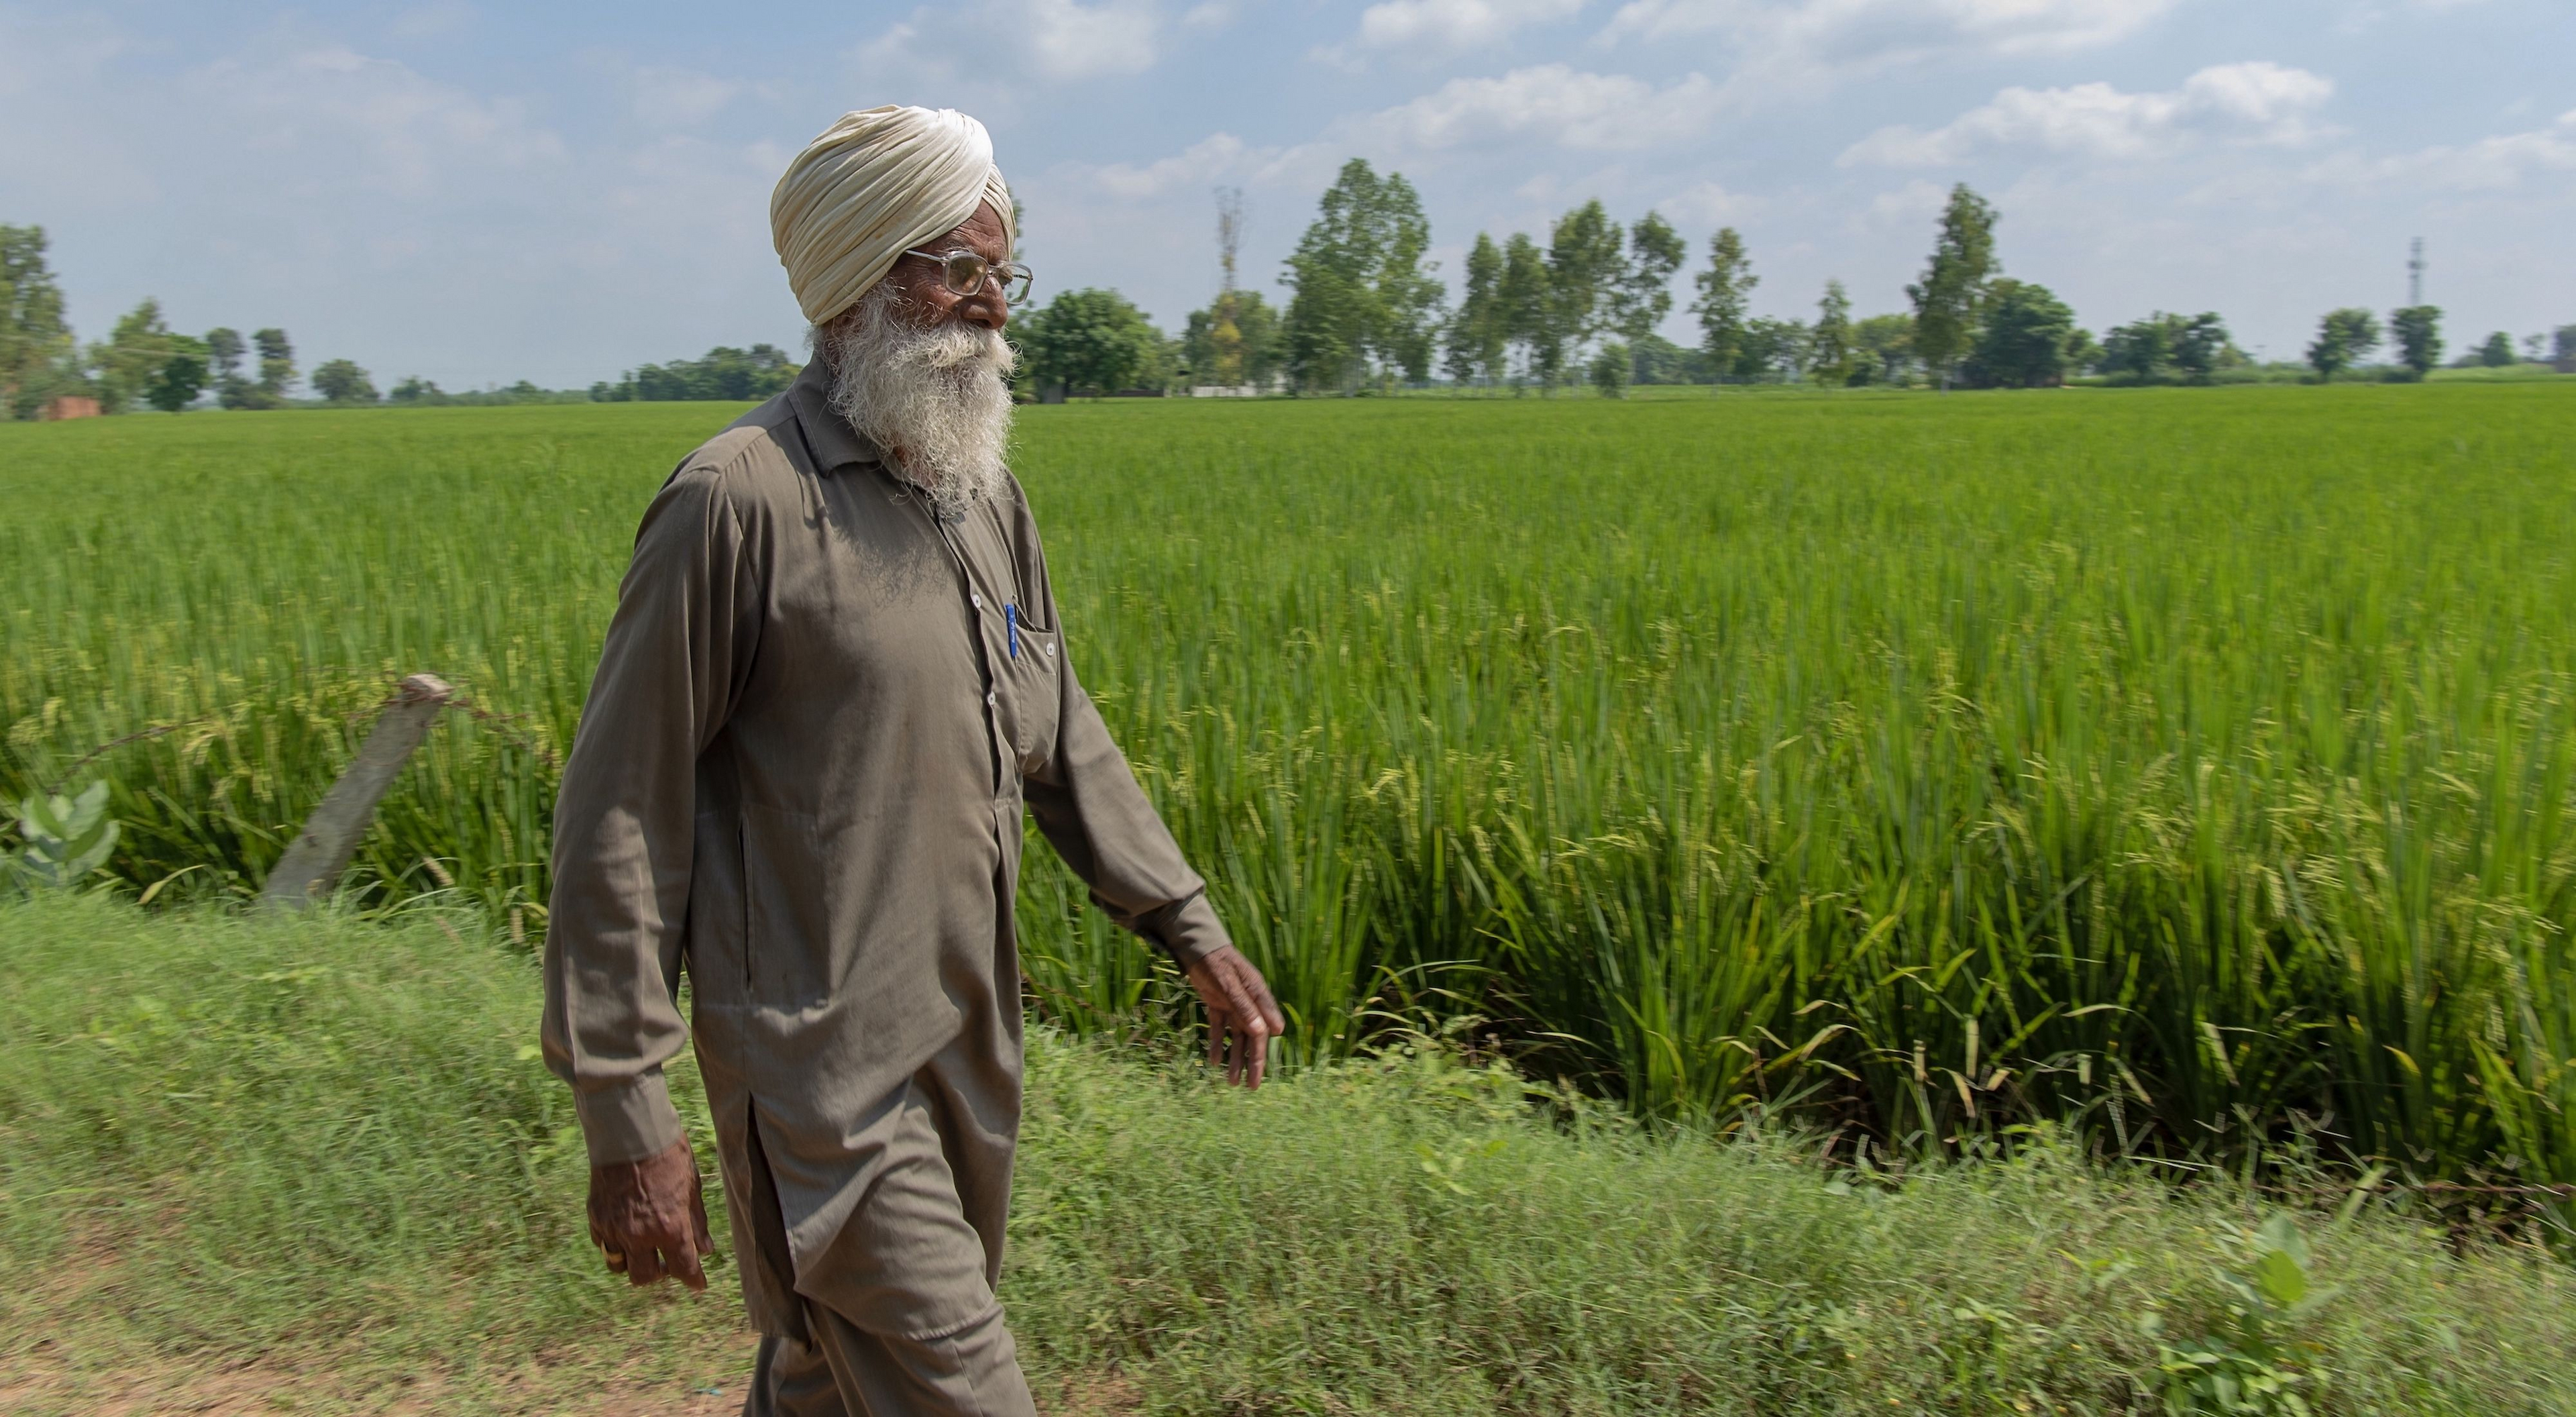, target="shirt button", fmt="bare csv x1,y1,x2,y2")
971,592,983,608
985,690,996,706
